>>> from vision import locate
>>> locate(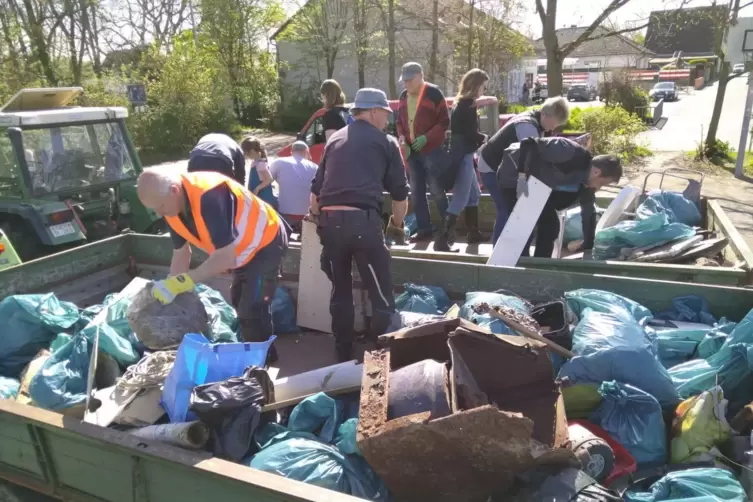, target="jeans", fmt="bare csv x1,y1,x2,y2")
318,209,395,346
448,154,480,216
231,228,288,342
480,171,509,245
408,148,449,232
